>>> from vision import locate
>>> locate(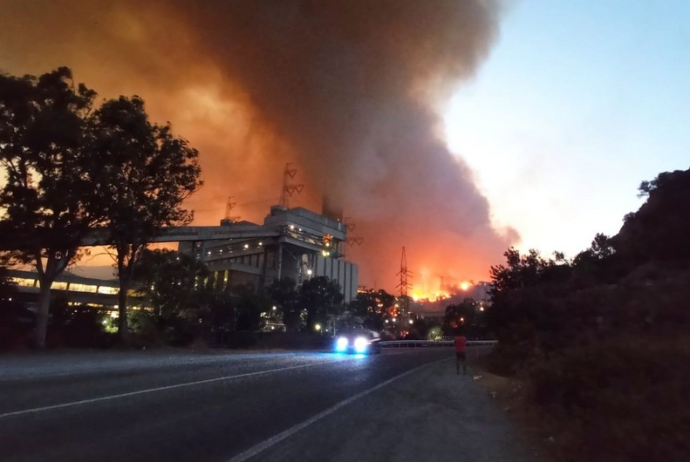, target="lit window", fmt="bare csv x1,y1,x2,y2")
97,286,118,295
